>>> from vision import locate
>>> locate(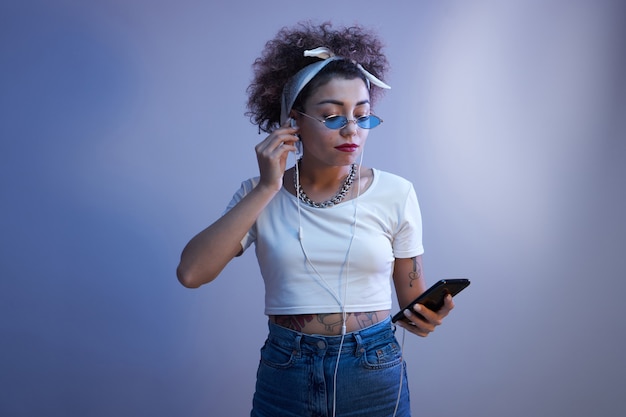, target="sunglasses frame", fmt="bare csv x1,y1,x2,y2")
296,110,383,130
